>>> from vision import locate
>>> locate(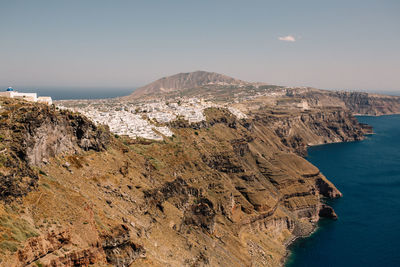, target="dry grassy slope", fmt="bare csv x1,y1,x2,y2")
0,99,366,266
